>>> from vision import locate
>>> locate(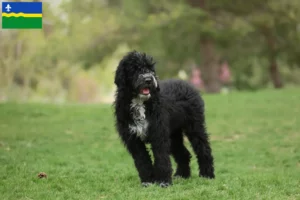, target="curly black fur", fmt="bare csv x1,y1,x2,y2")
113,51,215,187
